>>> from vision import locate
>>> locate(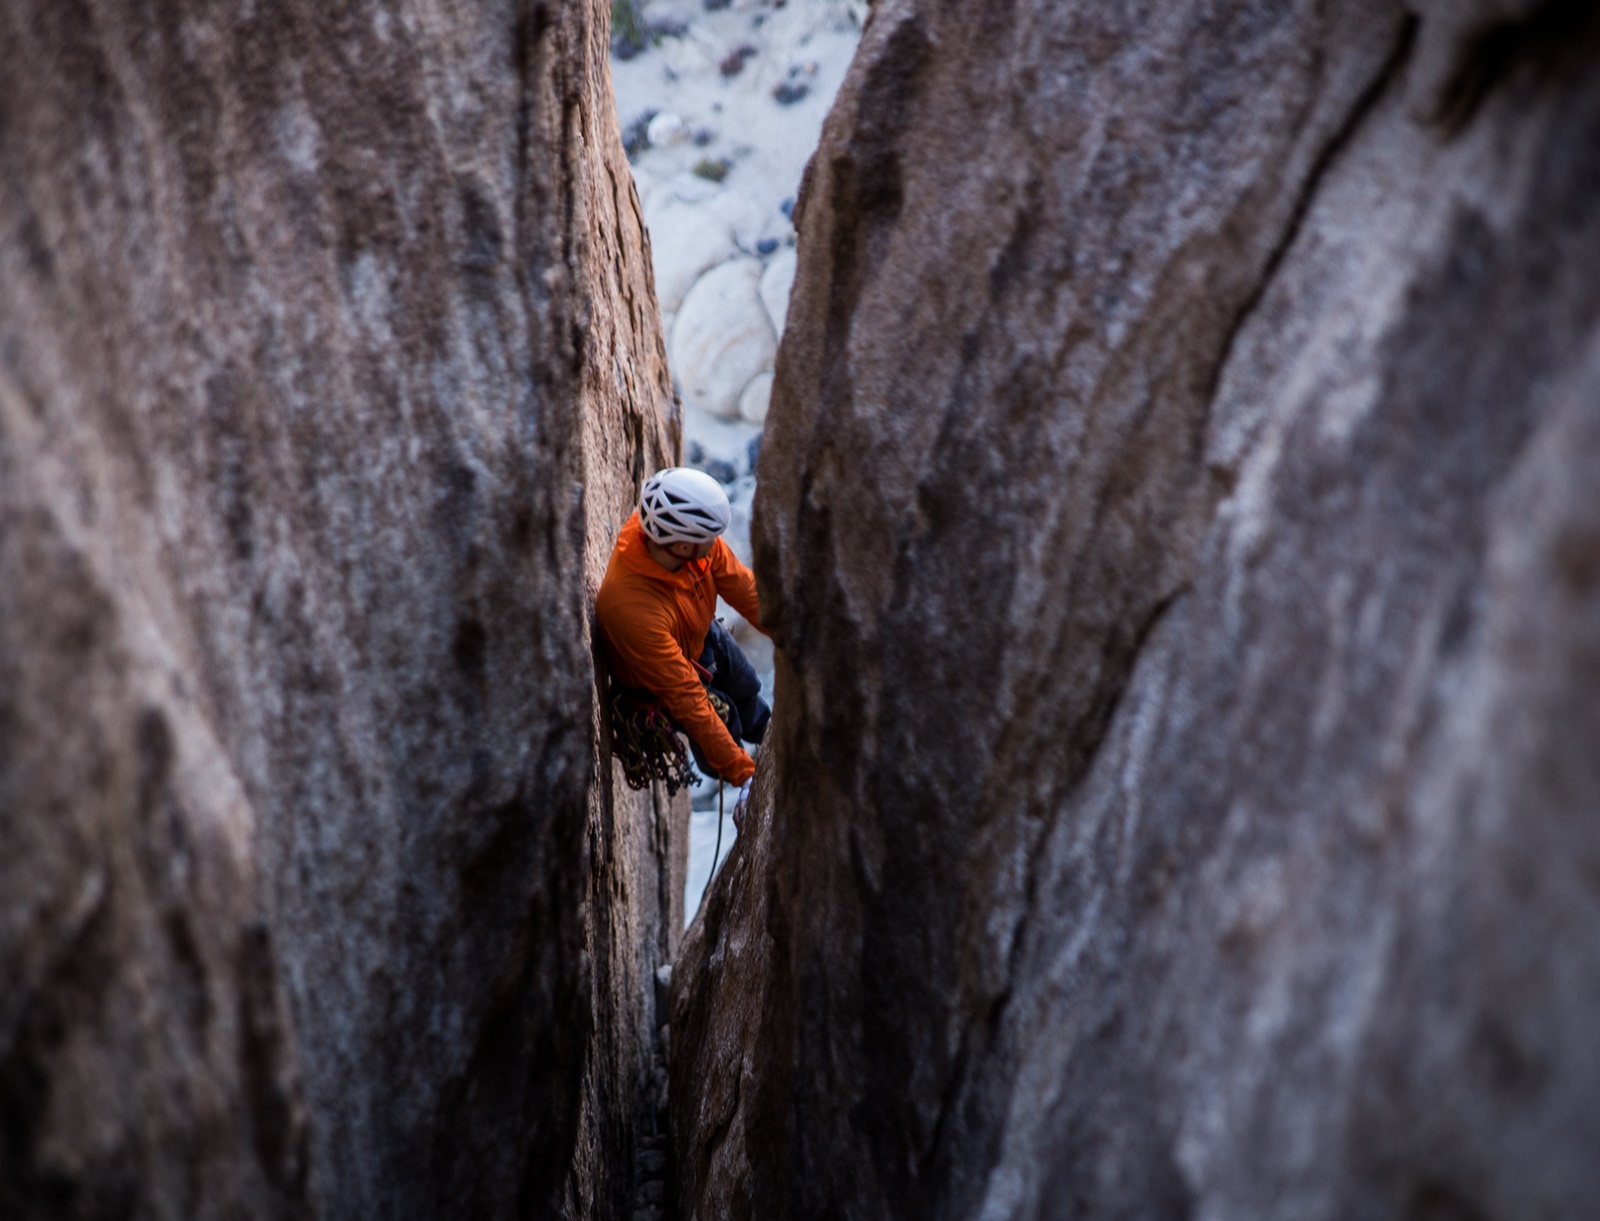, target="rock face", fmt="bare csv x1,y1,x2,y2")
673,3,1600,1219
0,1,677,1218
